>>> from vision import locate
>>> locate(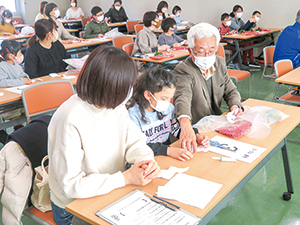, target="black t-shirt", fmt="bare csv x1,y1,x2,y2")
25,40,70,78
